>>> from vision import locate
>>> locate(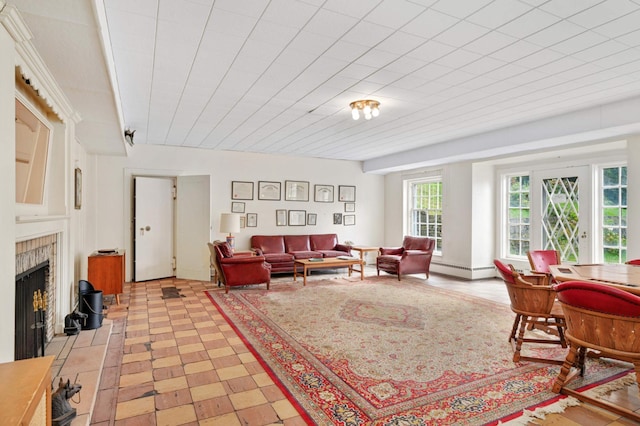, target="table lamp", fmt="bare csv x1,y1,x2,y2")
220,213,241,252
